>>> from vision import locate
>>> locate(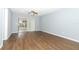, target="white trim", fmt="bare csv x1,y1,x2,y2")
42,31,79,43
0,33,11,48
4,8,8,40
12,31,37,33
0,40,3,48
4,33,12,40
